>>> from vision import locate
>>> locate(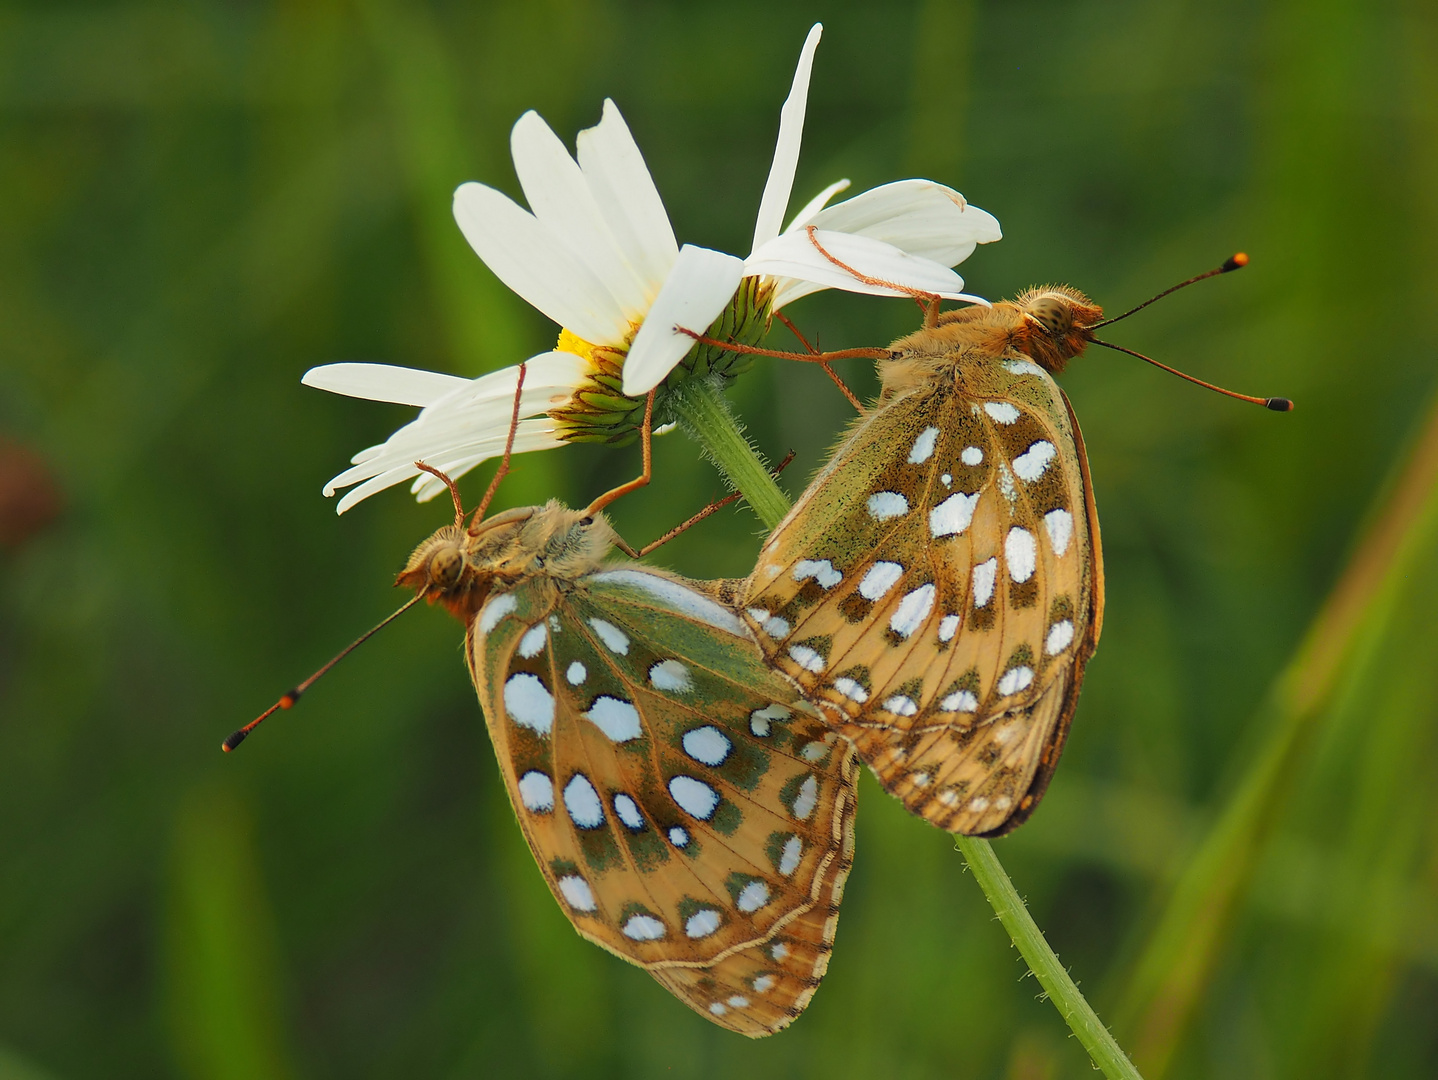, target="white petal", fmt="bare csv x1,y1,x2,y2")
302,364,471,407
764,276,830,310
576,100,679,300
452,181,628,345
768,274,989,311
747,229,975,303
324,356,582,482
622,246,746,396
335,422,563,514
808,179,1002,267
784,178,850,232
319,352,587,513
326,411,558,496
510,110,652,321
335,353,583,457
751,23,823,253
407,425,568,503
